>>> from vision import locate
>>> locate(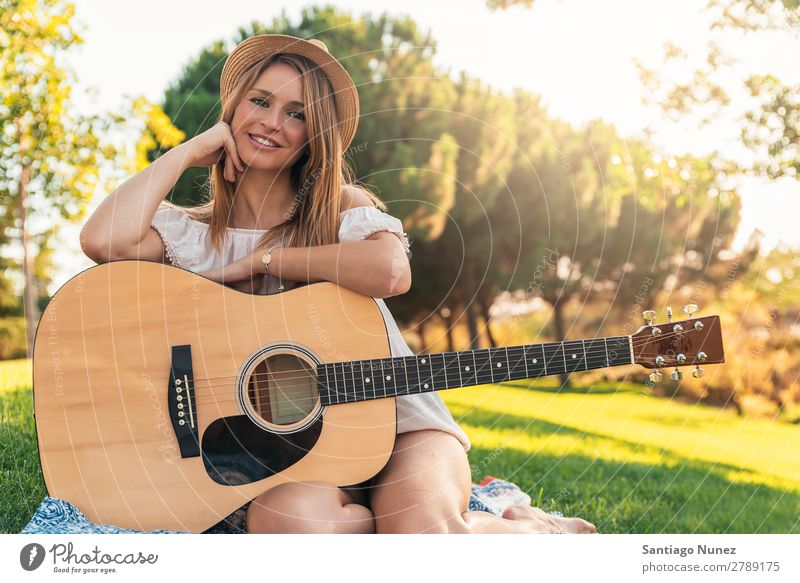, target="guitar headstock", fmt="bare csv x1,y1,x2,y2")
631,305,724,382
